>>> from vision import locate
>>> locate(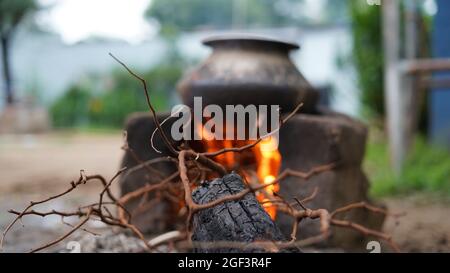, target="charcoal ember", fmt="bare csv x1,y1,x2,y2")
191,173,289,253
